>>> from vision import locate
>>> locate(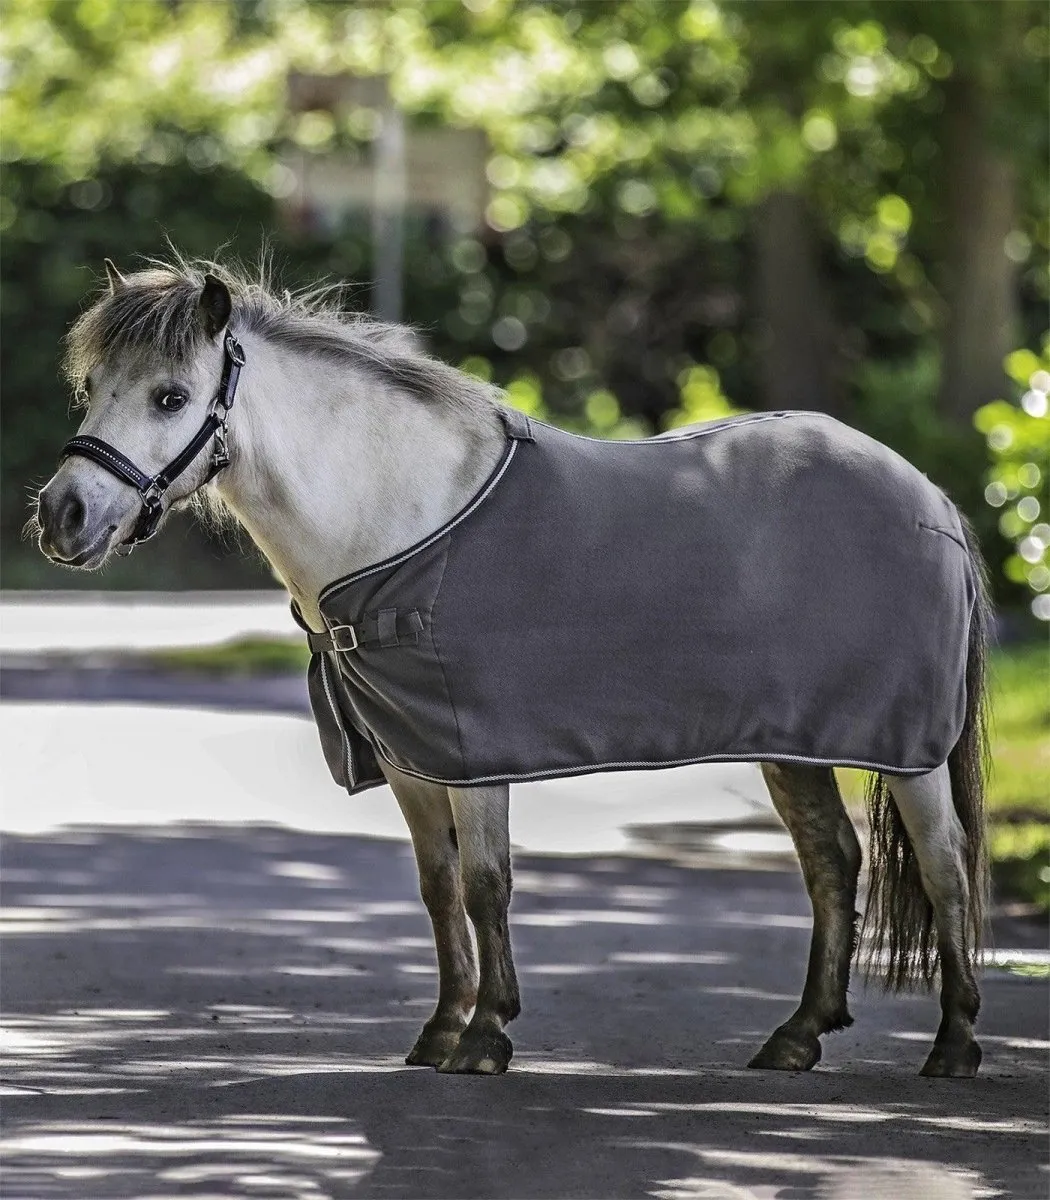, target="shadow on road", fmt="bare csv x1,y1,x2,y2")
2,826,1045,1198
